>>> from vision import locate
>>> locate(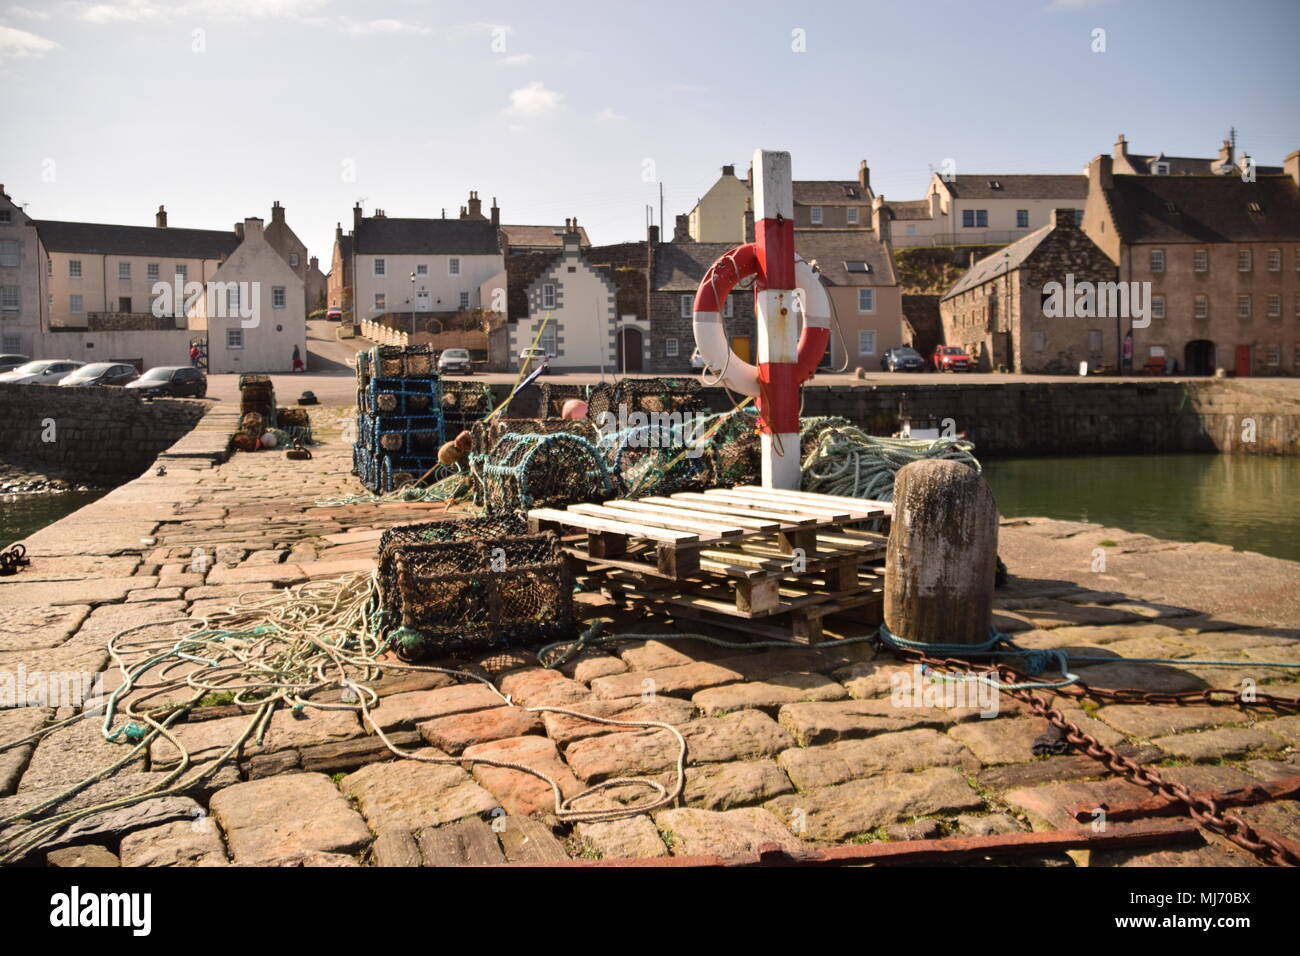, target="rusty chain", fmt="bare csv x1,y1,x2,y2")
893,646,1300,867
